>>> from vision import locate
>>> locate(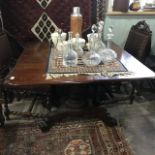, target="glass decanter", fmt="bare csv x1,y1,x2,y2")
97,20,105,40
73,33,84,57
55,29,65,58
82,24,101,66
63,32,78,67
95,20,106,52
98,26,117,63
